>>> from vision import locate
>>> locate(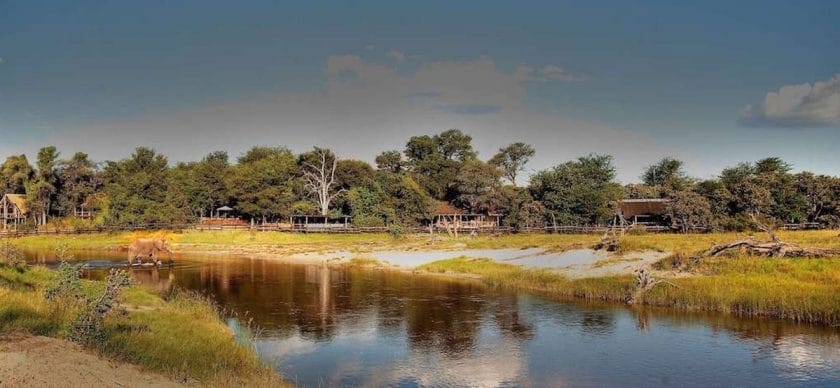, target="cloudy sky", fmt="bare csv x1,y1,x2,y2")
1,0,838,182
